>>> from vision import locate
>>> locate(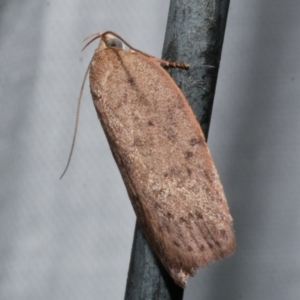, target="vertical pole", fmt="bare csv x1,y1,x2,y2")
125,1,230,299
163,0,231,137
